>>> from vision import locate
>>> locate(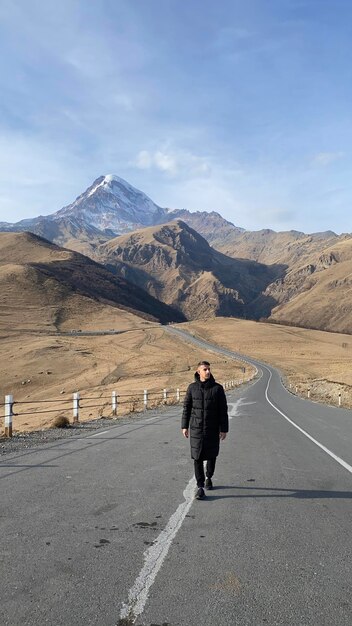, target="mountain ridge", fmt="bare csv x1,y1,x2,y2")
1,174,352,334
0,173,338,248
97,219,283,321
0,231,184,329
